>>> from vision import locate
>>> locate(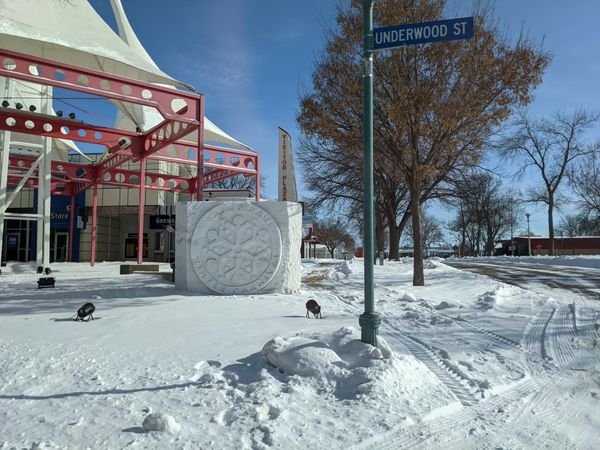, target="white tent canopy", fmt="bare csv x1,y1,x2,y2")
0,0,184,88
0,0,253,152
